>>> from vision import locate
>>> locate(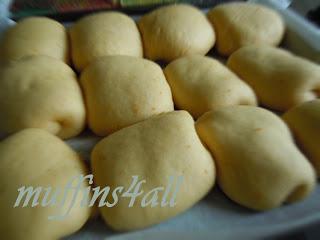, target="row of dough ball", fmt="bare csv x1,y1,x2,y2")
0,45,319,139
92,106,319,229
0,2,285,70
0,51,255,138
1,104,318,239
0,113,214,239
0,55,174,138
